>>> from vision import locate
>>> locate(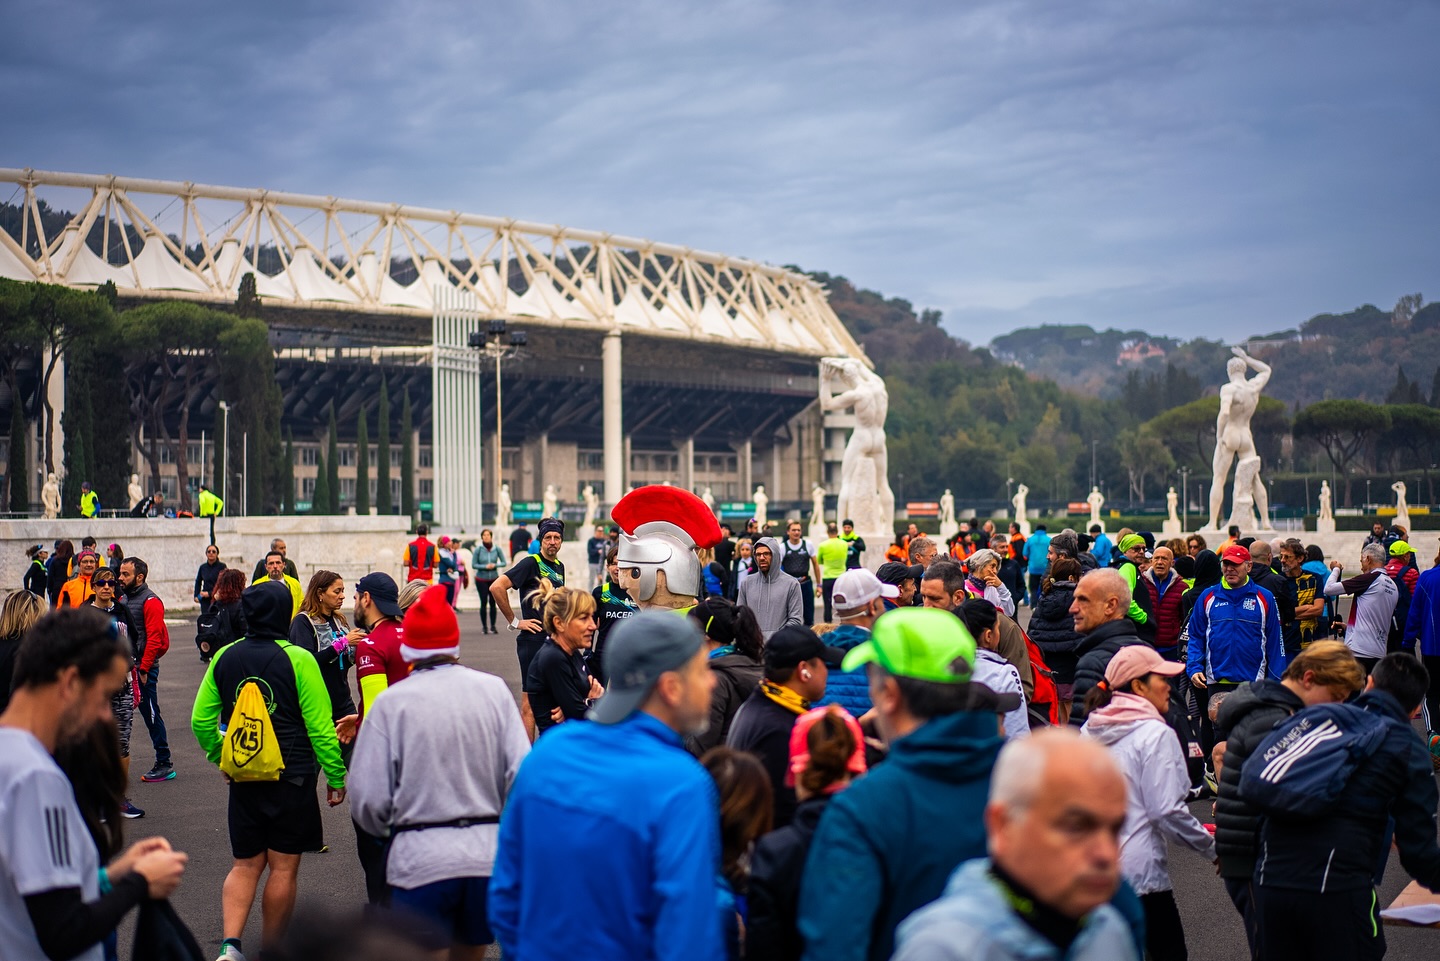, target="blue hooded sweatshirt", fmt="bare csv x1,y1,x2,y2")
1404,565,1440,657
797,710,1002,961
